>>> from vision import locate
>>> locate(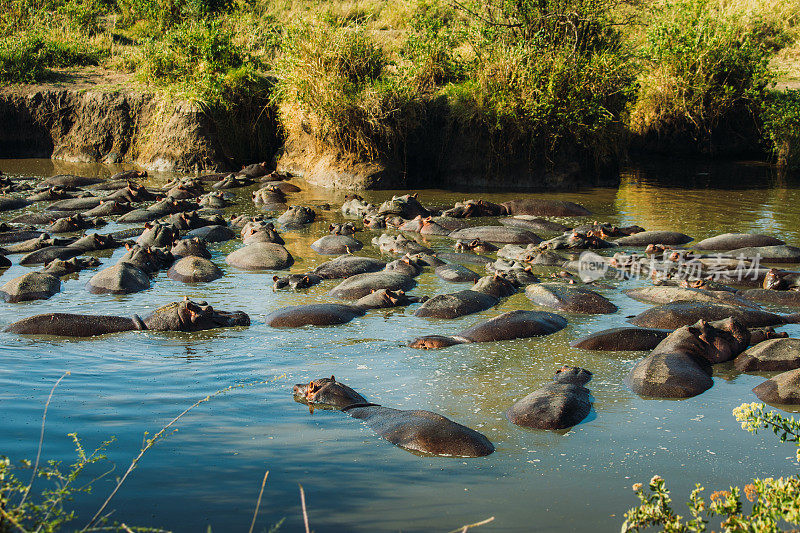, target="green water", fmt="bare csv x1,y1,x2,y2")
1,158,799,532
